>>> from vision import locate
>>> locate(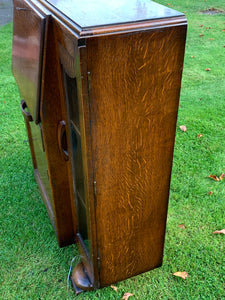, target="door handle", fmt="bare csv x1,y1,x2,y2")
20,100,33,122
58,120,69,161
